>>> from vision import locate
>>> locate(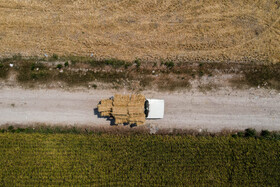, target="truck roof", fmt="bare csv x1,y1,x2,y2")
146,99,164,119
